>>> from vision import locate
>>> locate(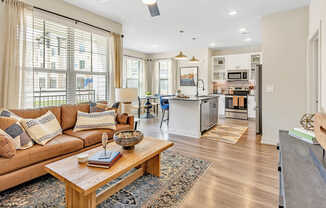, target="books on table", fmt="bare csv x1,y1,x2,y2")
87,150,122,169
288,128,318,144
